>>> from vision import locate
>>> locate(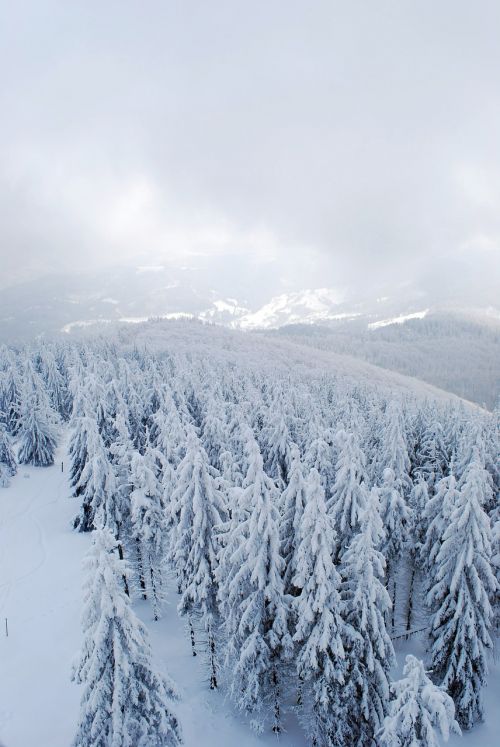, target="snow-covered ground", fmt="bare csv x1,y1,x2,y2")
0,438,498,746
